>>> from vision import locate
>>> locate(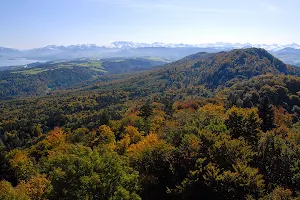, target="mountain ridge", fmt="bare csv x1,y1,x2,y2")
1,41,300,51
1,42,300,66
0,47,299,99
85,48,299,99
